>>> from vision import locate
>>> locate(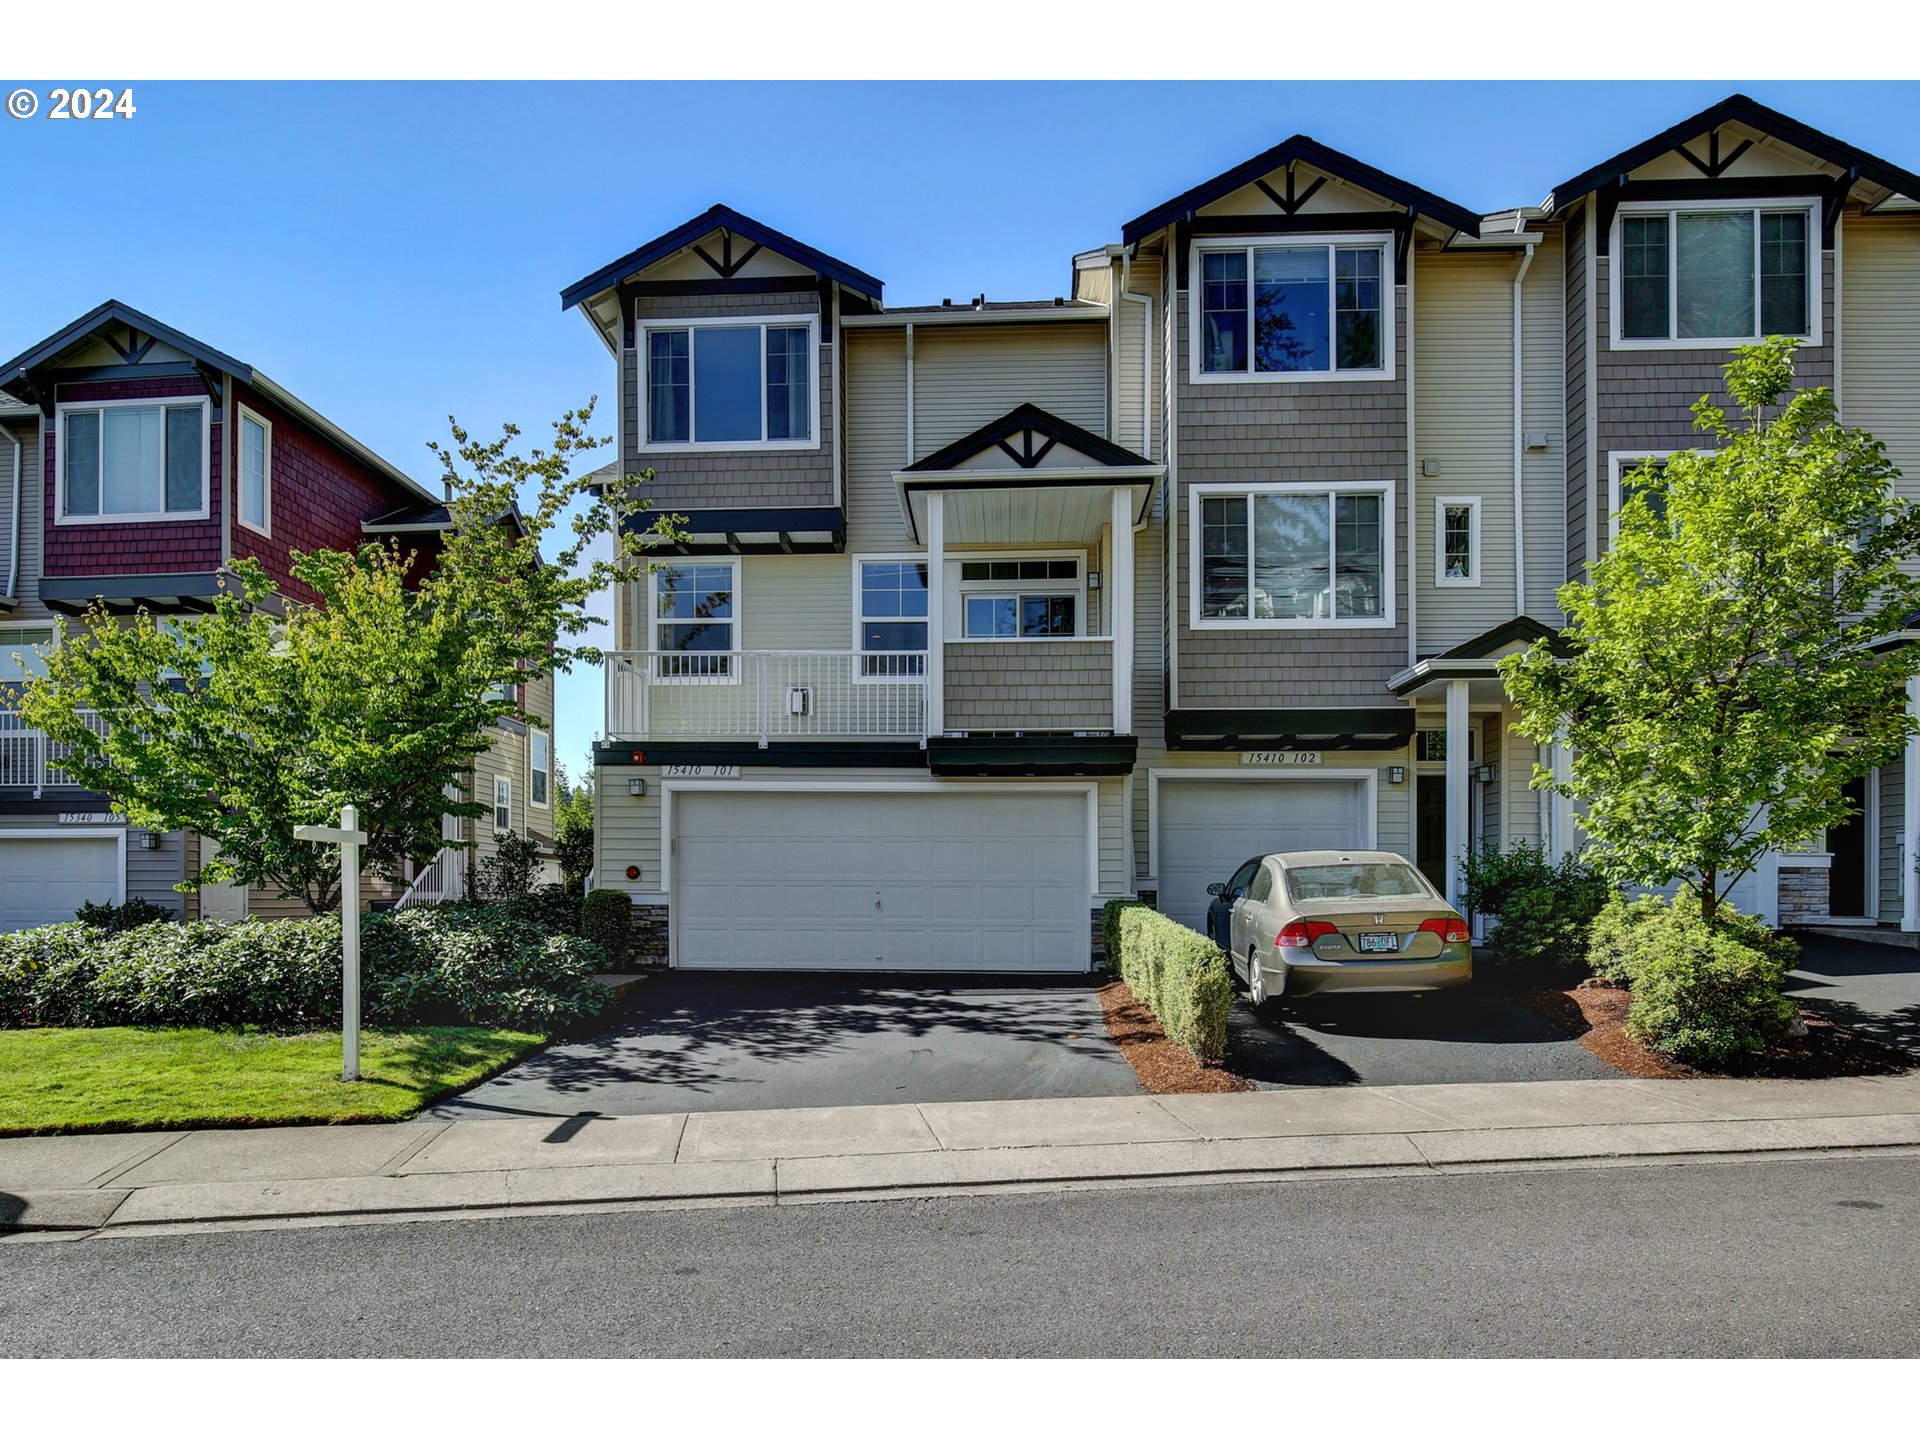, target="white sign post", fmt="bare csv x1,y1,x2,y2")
295,803,369,1081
